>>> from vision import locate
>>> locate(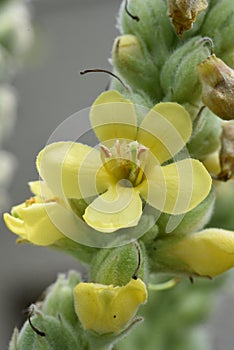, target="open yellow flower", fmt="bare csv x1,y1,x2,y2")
73,278,147,335
167,228,234,277
37,90,212,233
4,181,65,246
